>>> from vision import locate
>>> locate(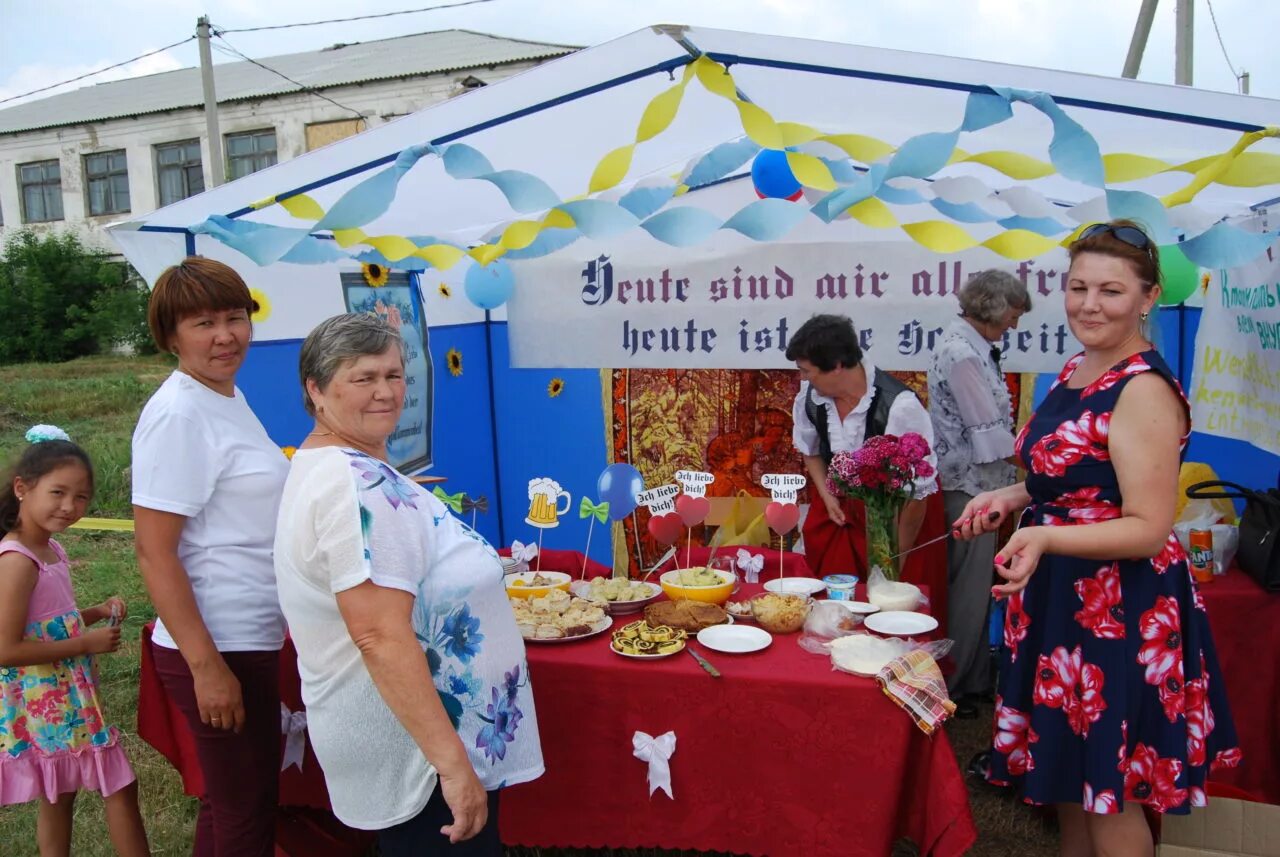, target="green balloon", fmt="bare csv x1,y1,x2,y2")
1158,244,1199,305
